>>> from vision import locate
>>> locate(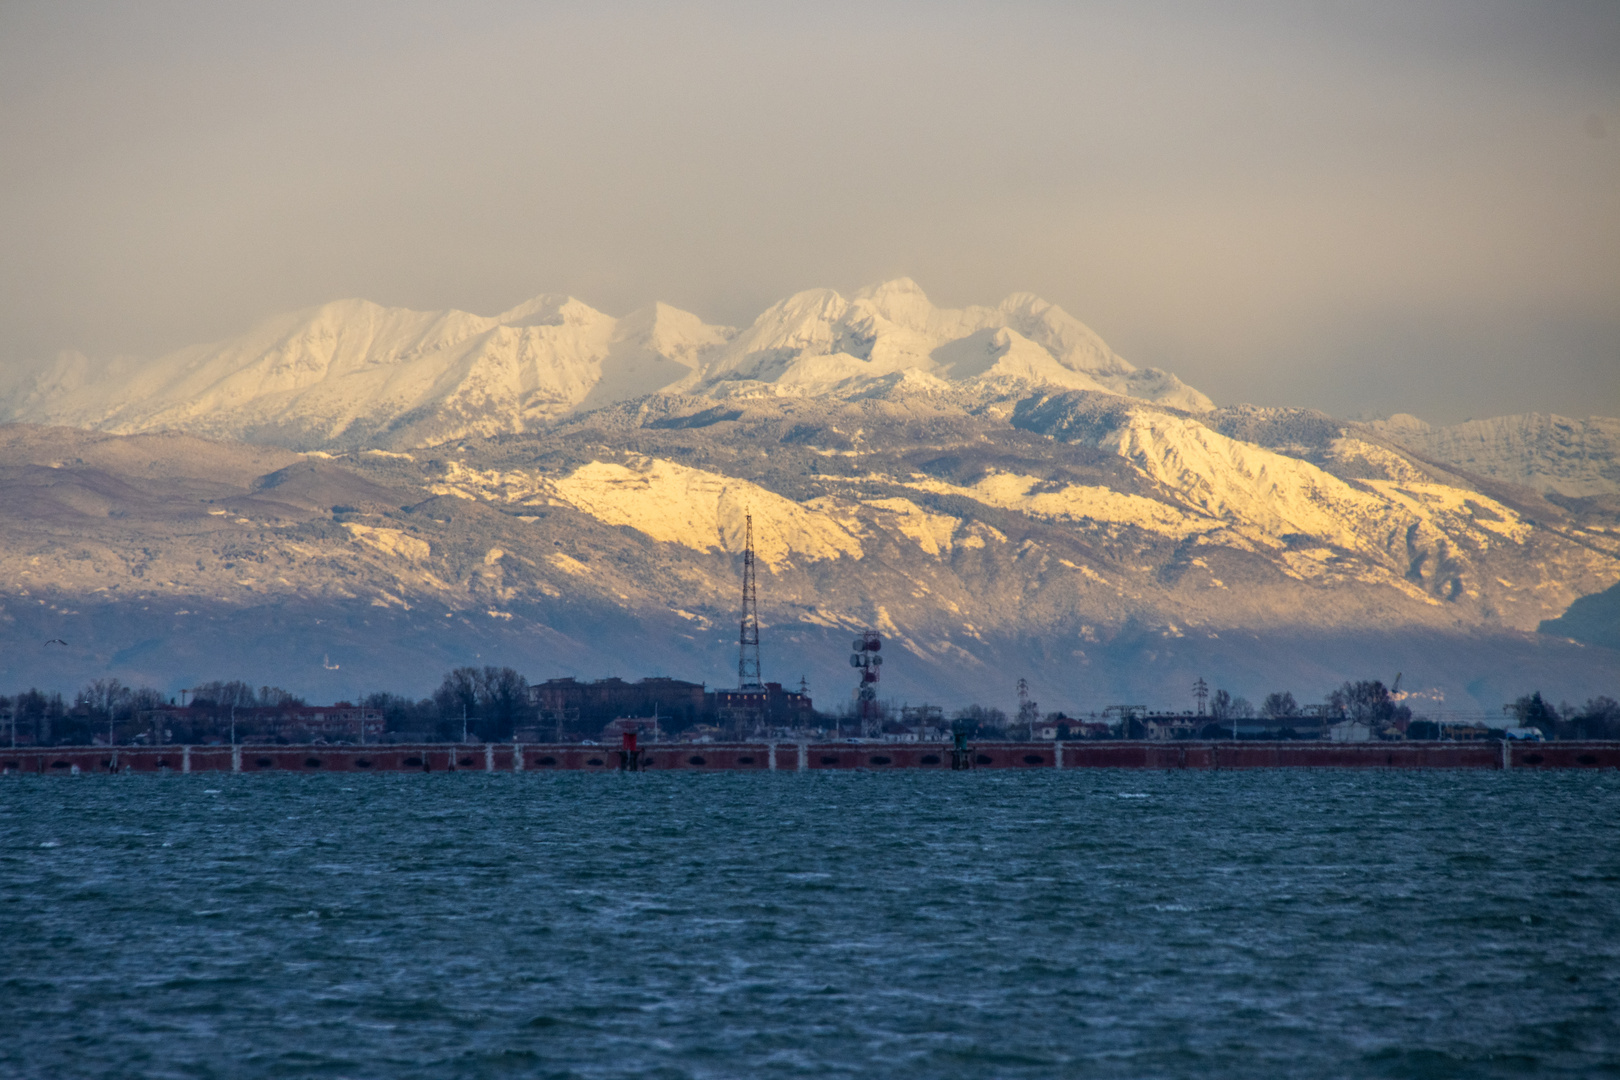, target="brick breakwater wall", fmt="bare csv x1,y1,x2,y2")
5,741,1619,775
